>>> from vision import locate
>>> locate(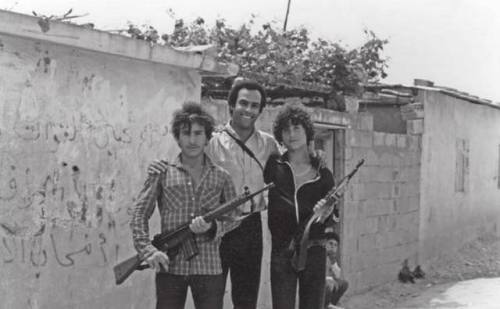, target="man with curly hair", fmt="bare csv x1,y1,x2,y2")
264,104,335,309
130,102,239,309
